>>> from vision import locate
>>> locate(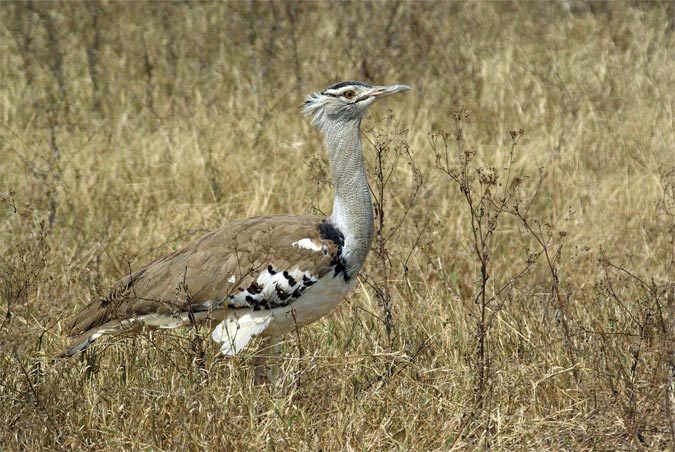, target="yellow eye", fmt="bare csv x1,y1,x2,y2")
343,90,356,100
